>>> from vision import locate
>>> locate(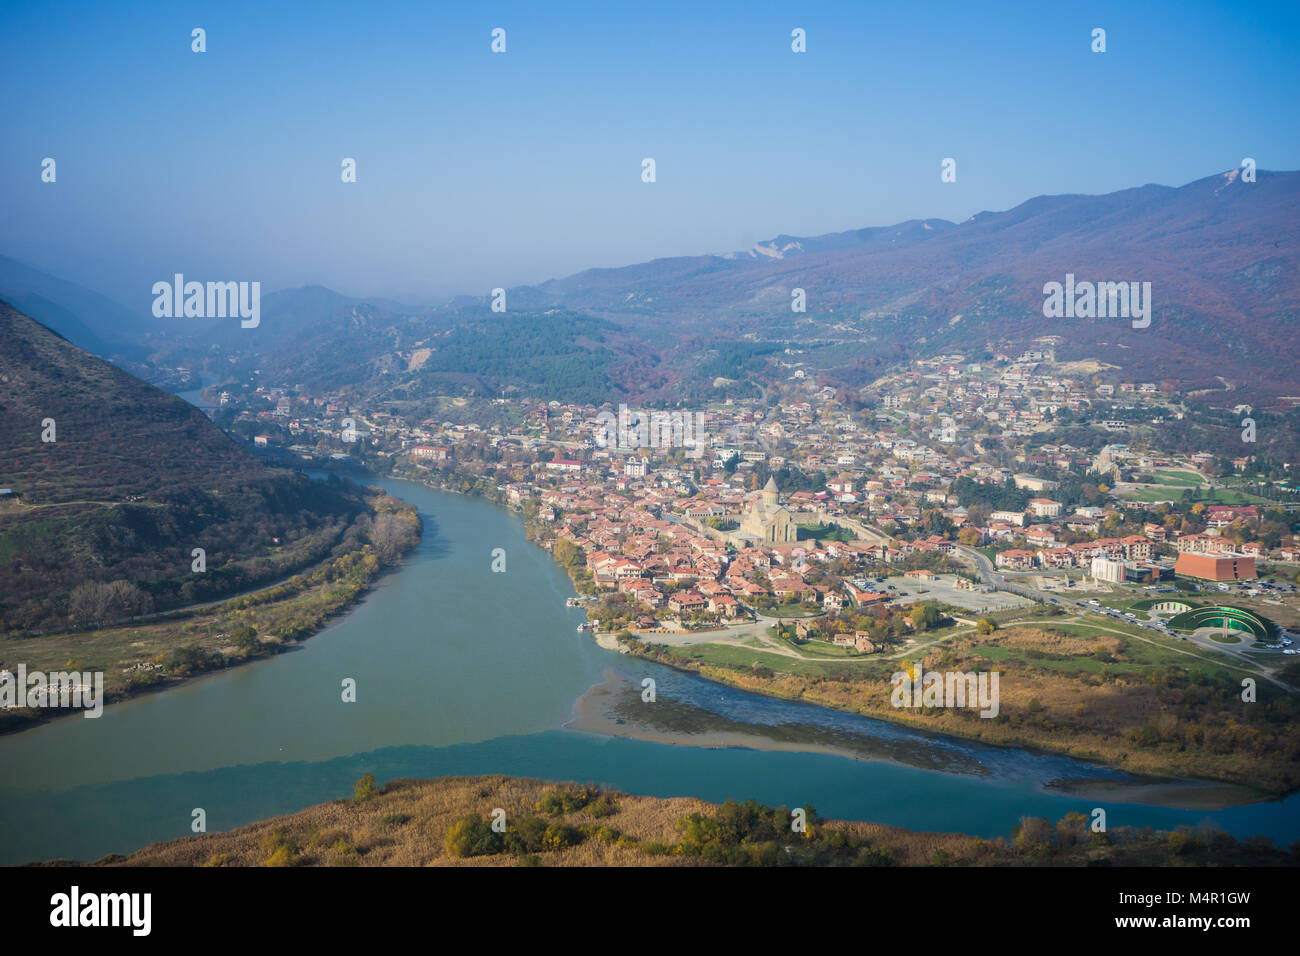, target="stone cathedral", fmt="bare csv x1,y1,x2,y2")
737,476,797,545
